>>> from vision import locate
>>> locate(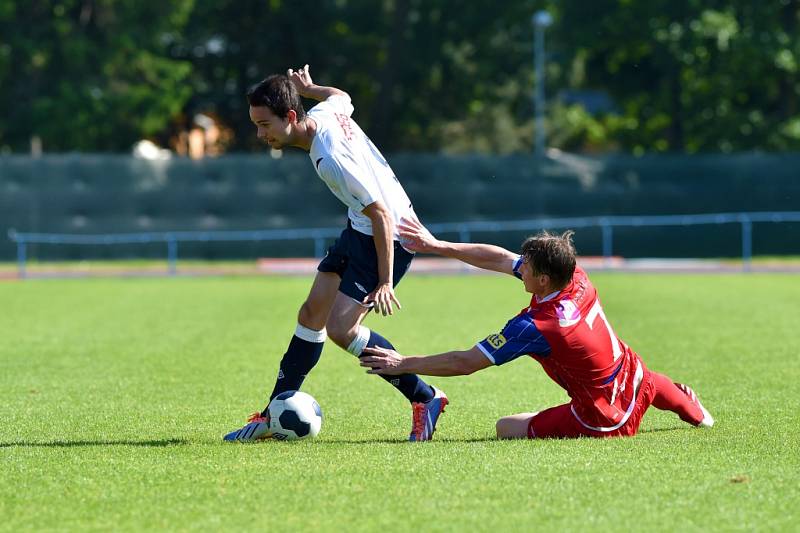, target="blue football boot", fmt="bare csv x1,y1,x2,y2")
409,387,449,442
